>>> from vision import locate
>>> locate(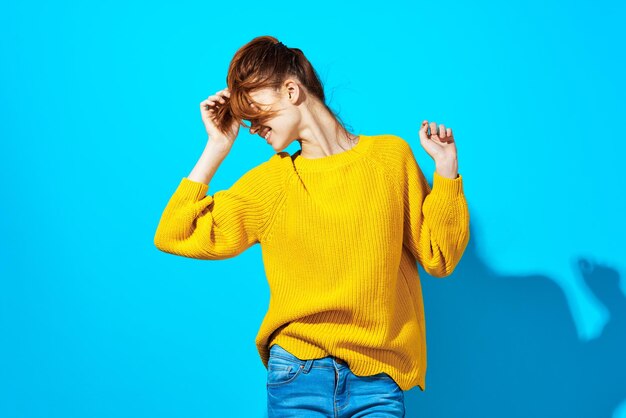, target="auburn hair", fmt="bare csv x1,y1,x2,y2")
214,35,353,142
